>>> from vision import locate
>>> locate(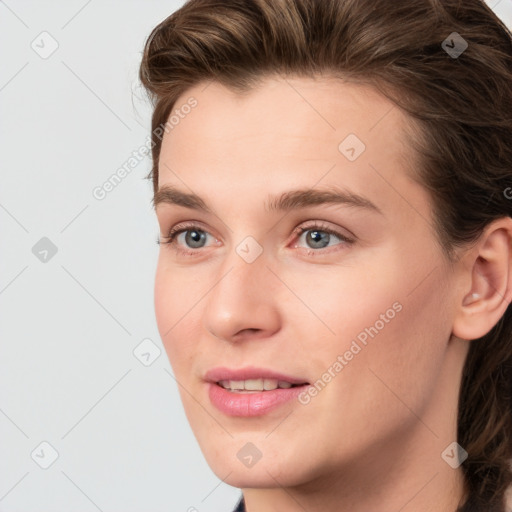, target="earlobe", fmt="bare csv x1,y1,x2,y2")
452,218,512,341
